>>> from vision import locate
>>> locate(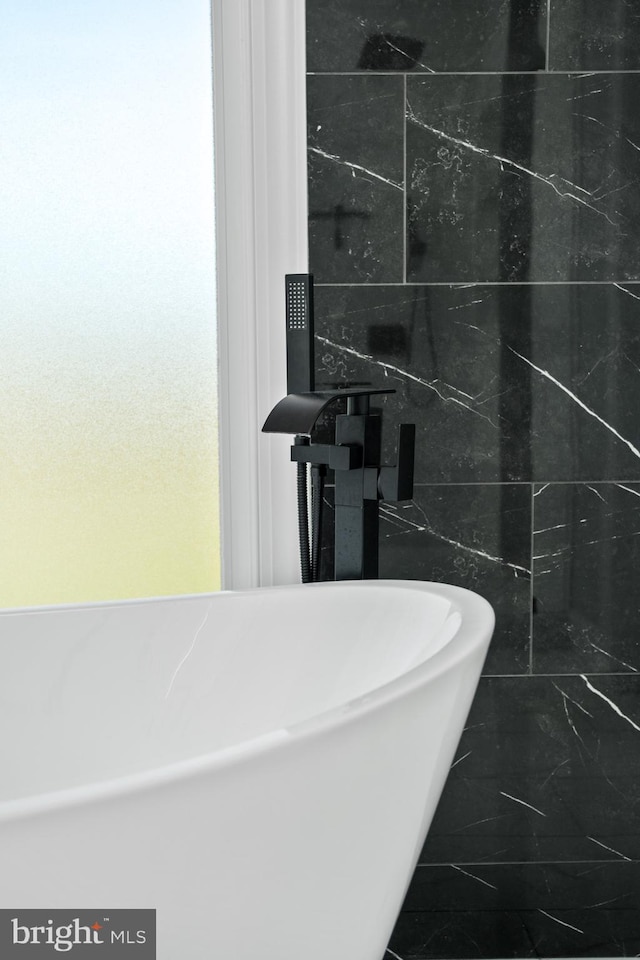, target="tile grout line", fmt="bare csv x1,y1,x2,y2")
546,0,552,72
481,672,637,678
307,69,640,76
529,482,535,675
407,481,640,487
314,281,640,287
332,481,640,487
403,72,407,285
415,859,640,867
